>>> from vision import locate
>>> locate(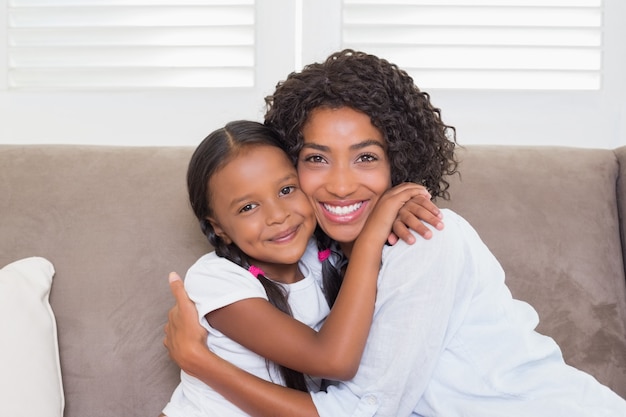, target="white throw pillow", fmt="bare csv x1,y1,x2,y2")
0,257,64,417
